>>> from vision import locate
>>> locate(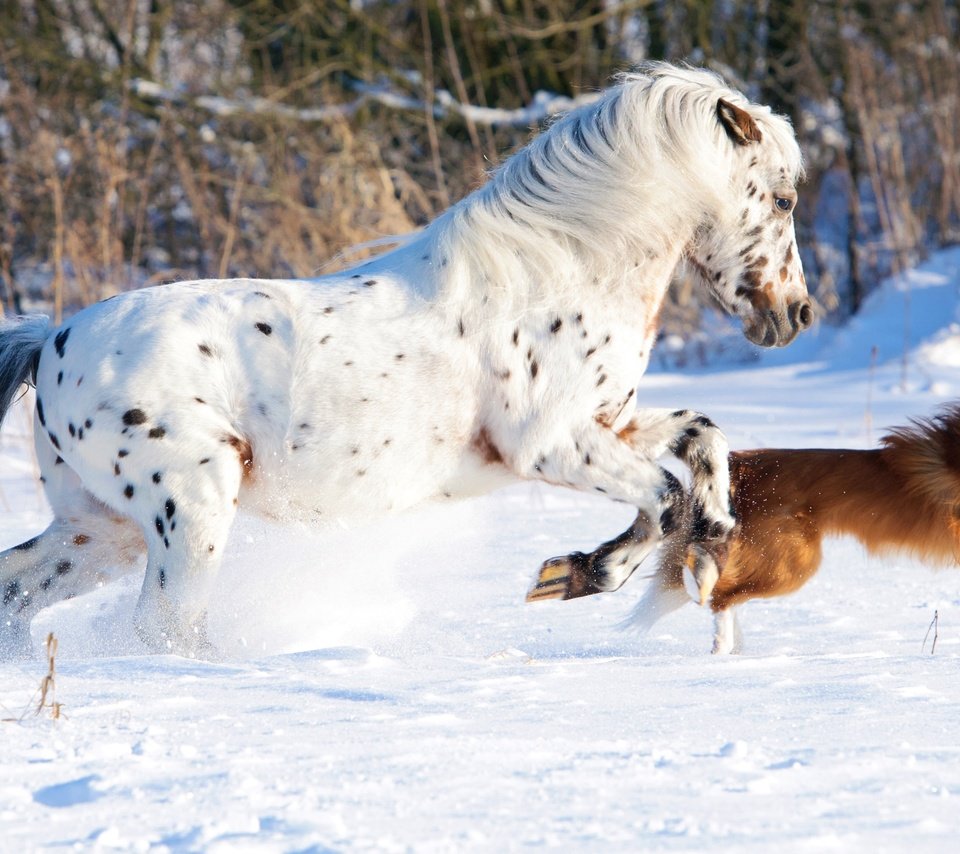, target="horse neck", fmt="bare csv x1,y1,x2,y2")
424,193,692,330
